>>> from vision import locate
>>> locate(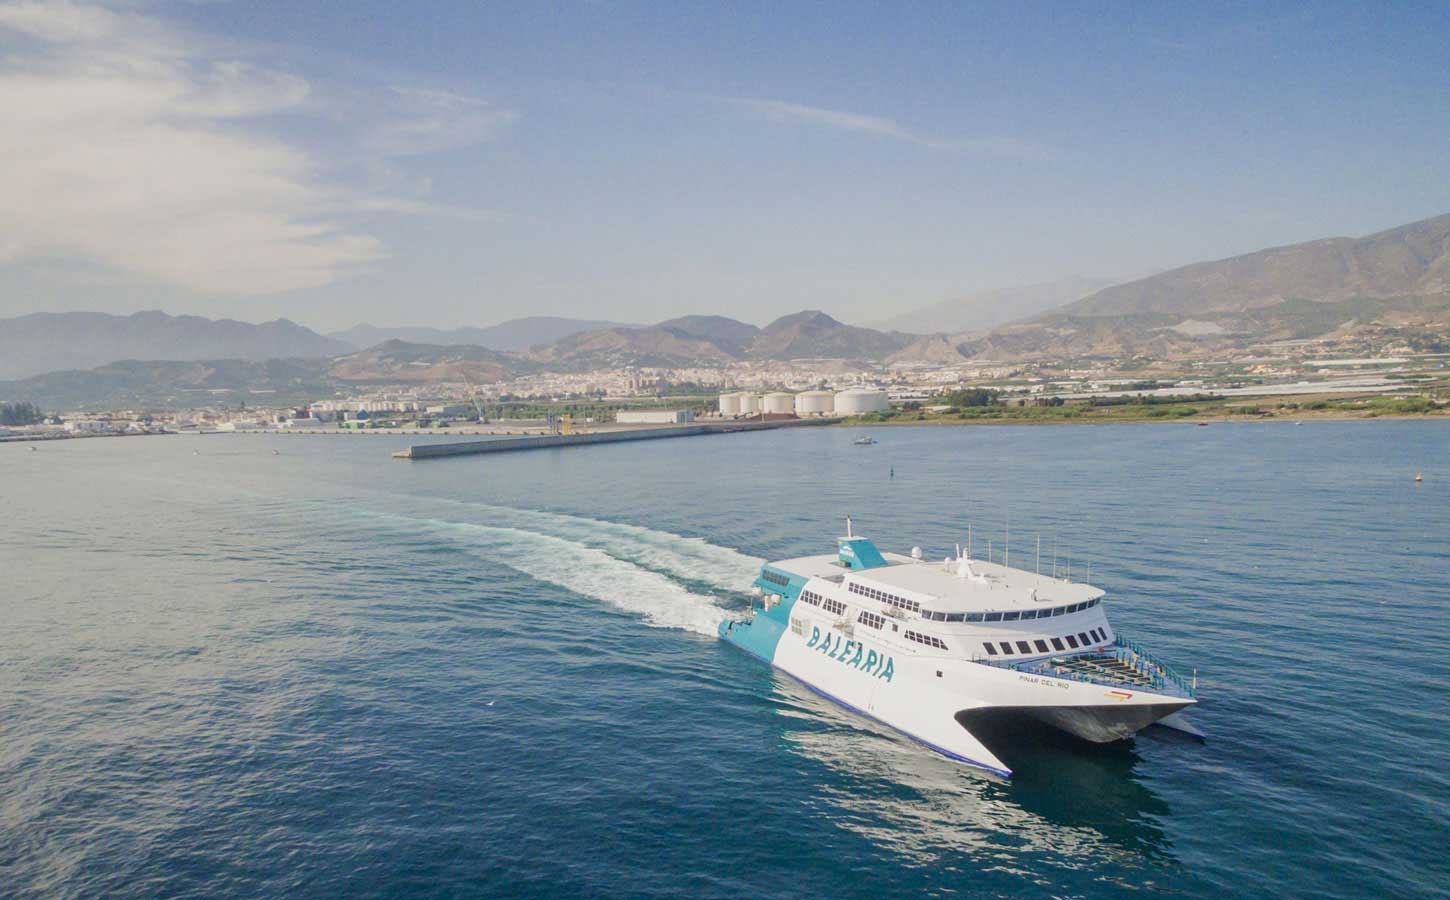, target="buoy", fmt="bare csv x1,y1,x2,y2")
1415,472,1423,482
